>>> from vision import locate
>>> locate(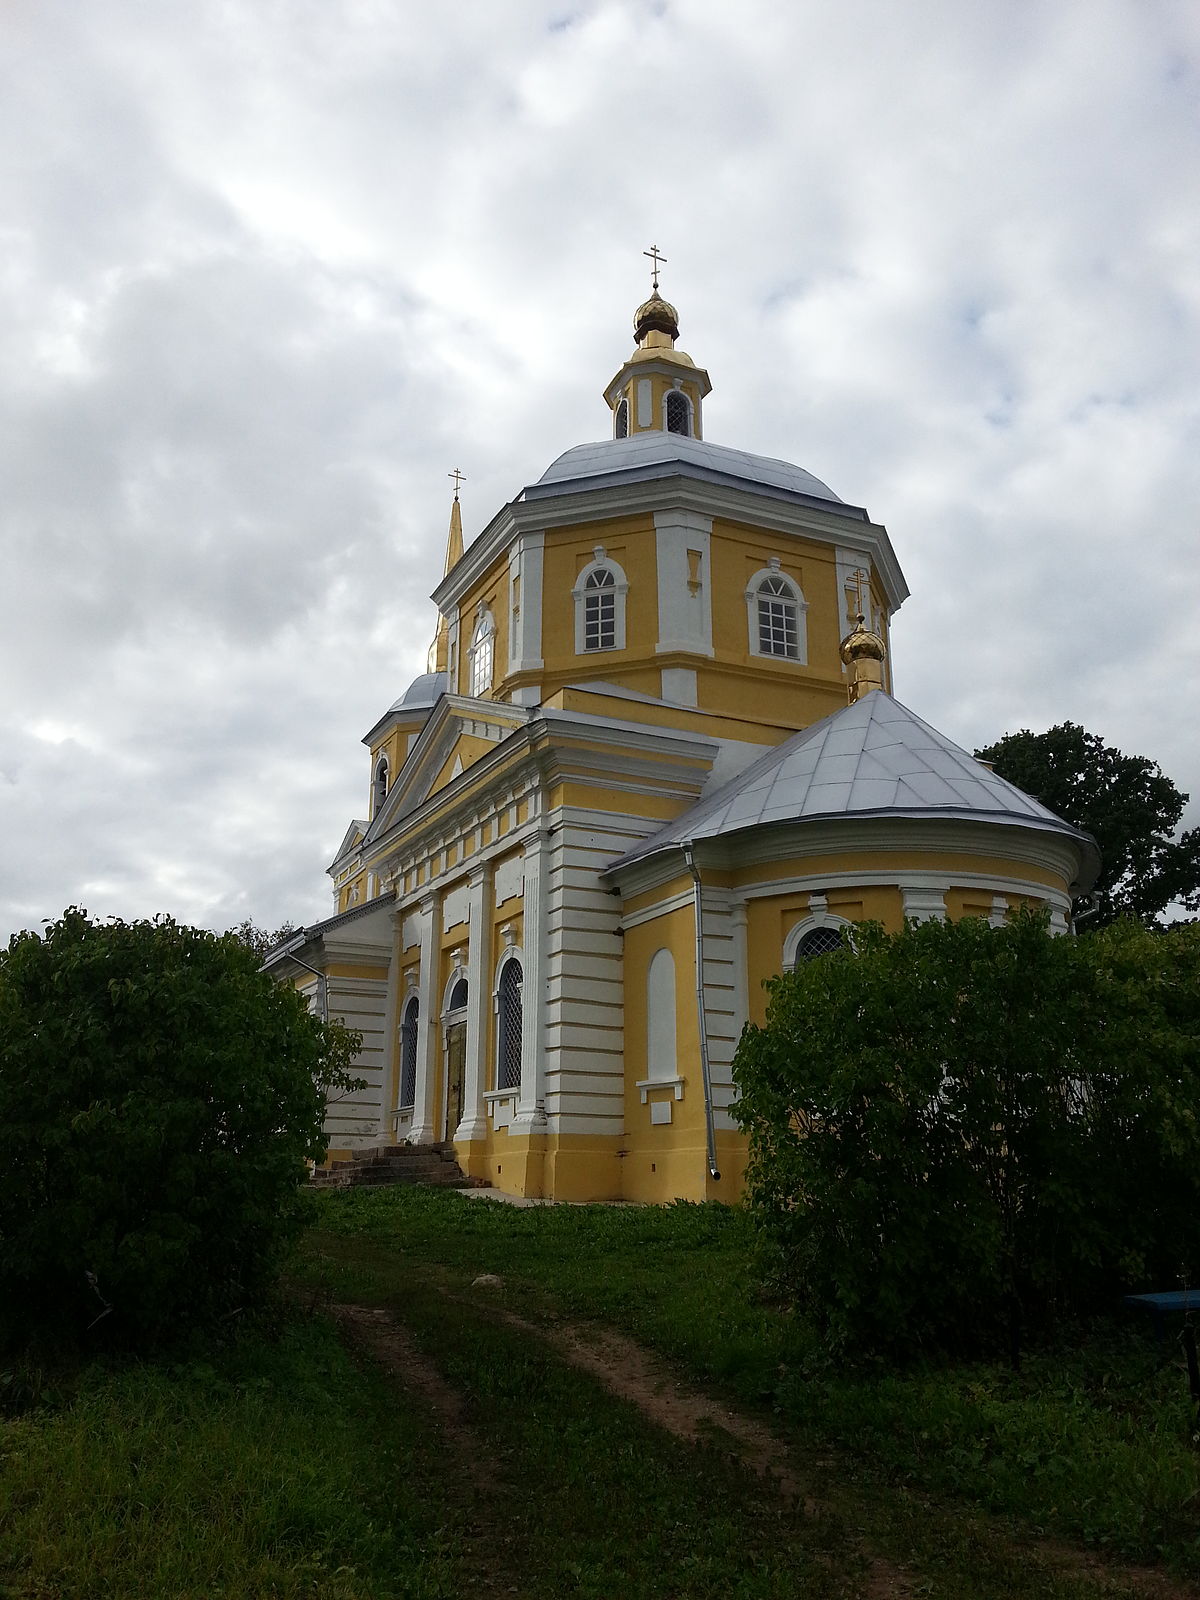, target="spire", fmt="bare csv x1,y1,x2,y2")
444,469,465,574
427,476,466,674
